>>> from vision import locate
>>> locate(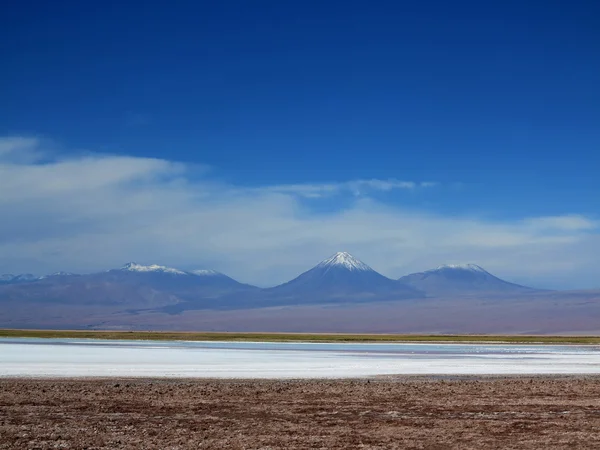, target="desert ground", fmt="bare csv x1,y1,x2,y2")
2,377,600,449
3,291,600,335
